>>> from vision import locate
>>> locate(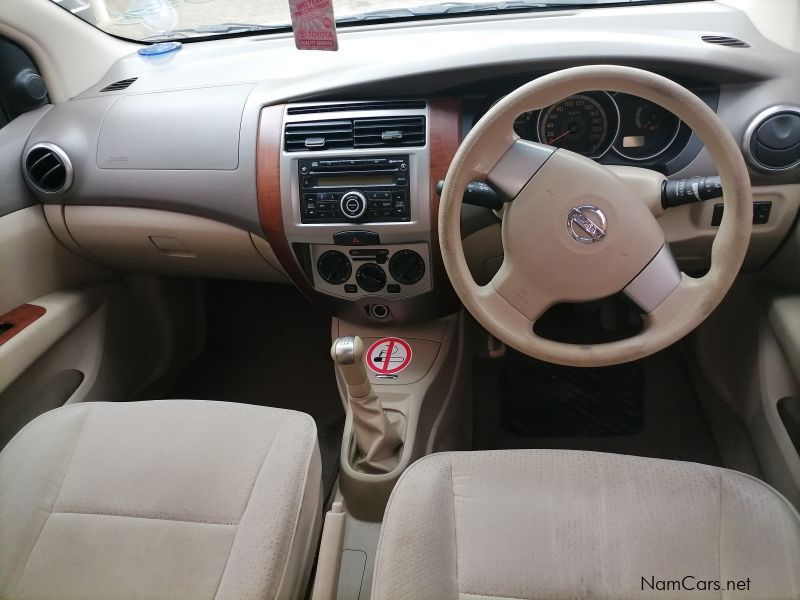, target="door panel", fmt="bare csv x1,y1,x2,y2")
0,76,174,444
